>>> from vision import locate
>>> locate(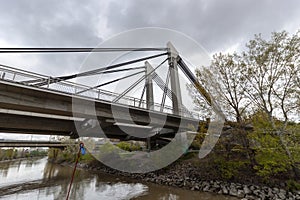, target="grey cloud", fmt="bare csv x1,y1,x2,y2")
1,0,299,75
0,0,102,46
0,0,299,140
105,0,300,52
0,0,104,75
